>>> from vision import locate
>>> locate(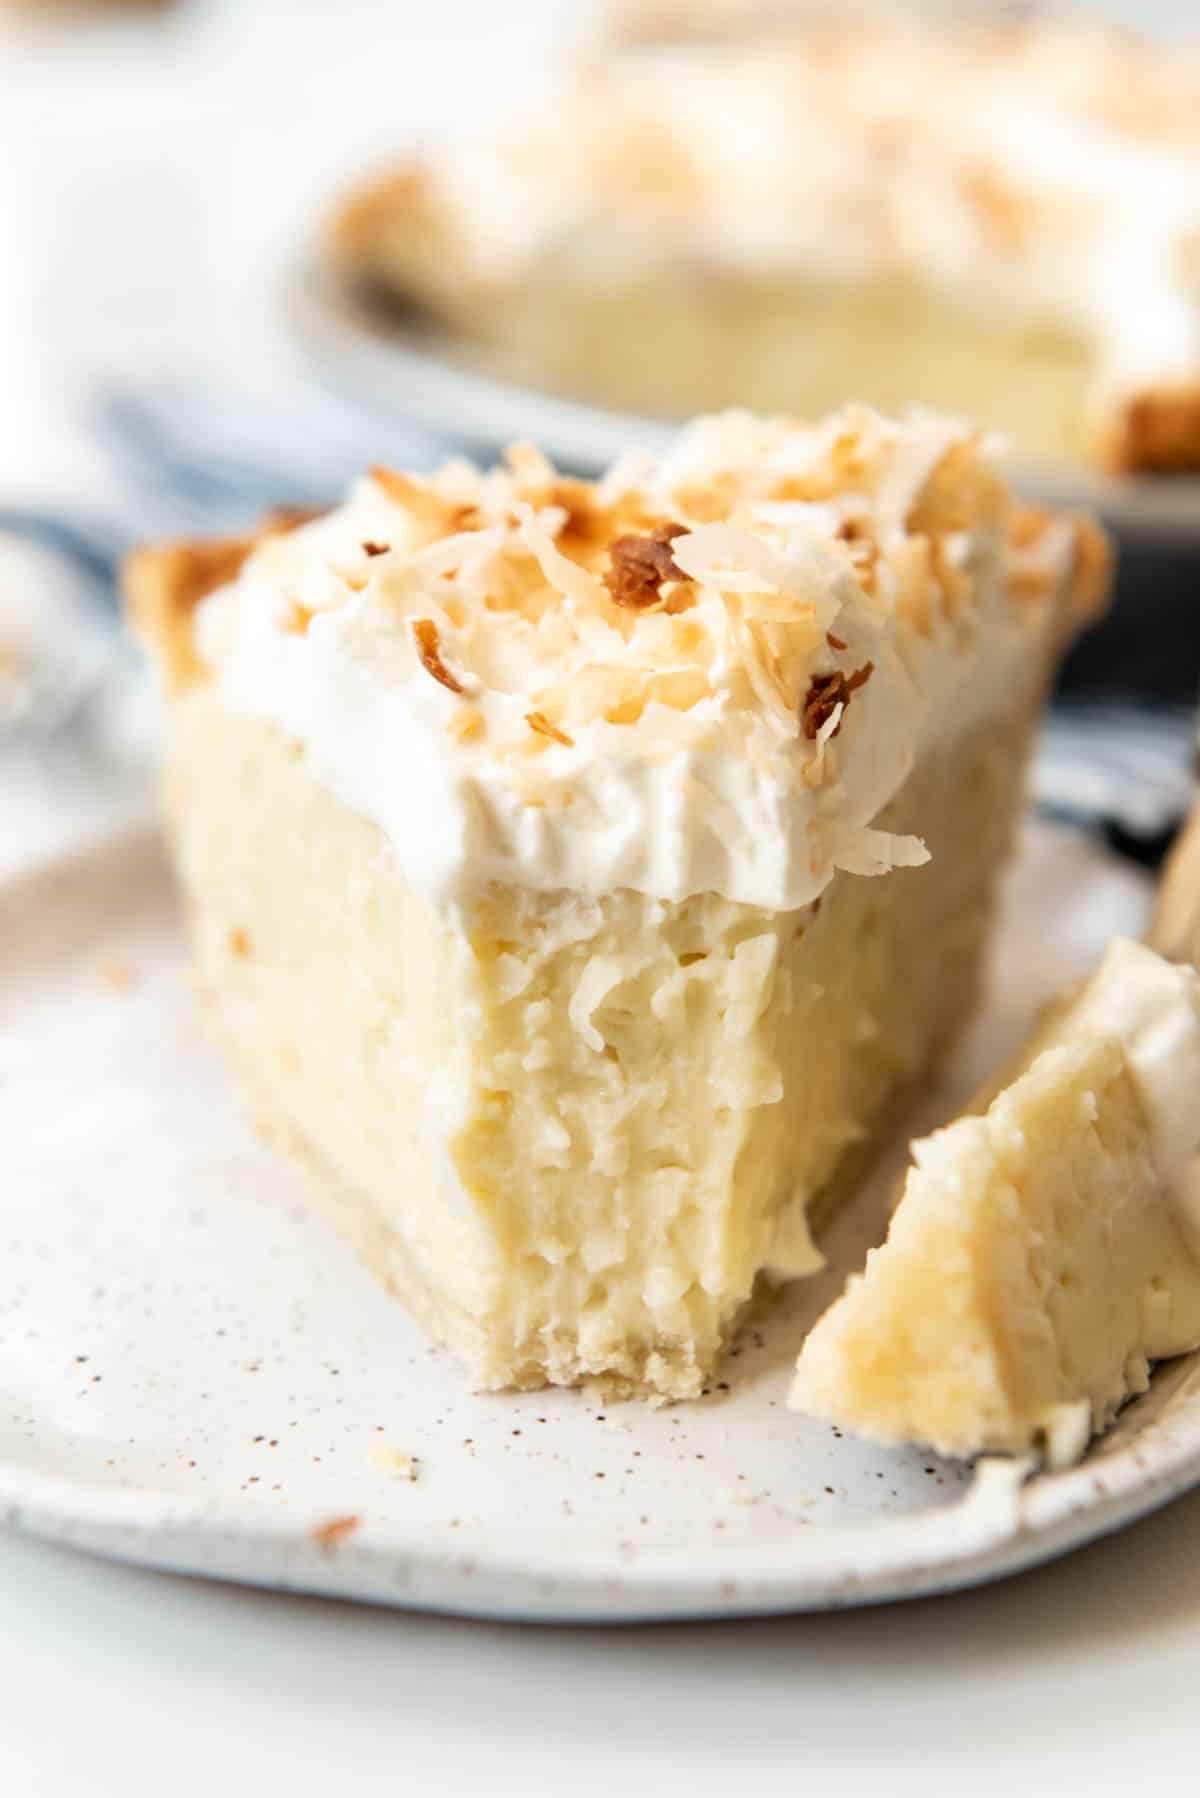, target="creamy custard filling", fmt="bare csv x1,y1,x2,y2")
439,276,1100,467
